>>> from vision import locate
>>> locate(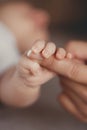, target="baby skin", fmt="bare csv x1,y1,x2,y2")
27,40,72,74
0,40,71,108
